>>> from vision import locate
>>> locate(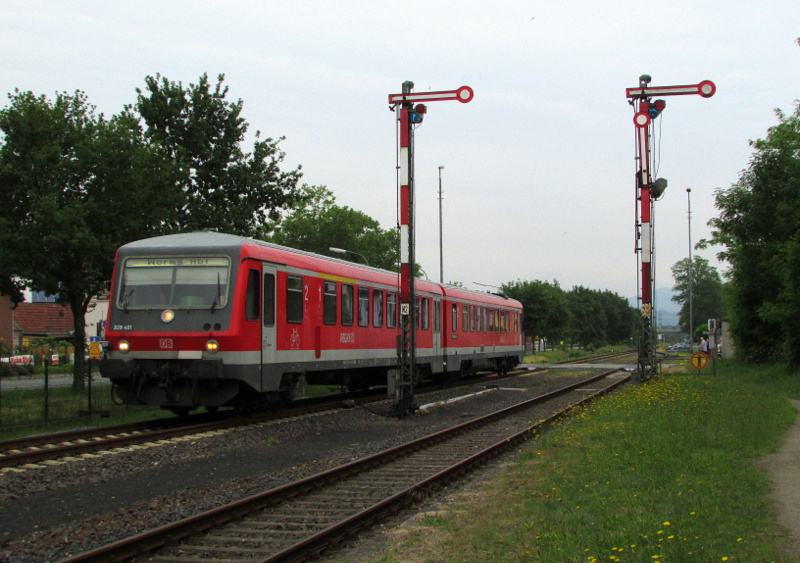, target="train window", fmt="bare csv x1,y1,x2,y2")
324,281,337,325
341,284,354,326
373,289,384,327
470,305,476,332
263,273,275,327
245,269,260,321
484,307,488,332
462,304,468,332
476,306,482,332
452,303,458,332
119,256,230,309
421,298,430,330
489,309,495,332
287,275,303,324
358,287,369,327
387,292,397,328
415,298,420,329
